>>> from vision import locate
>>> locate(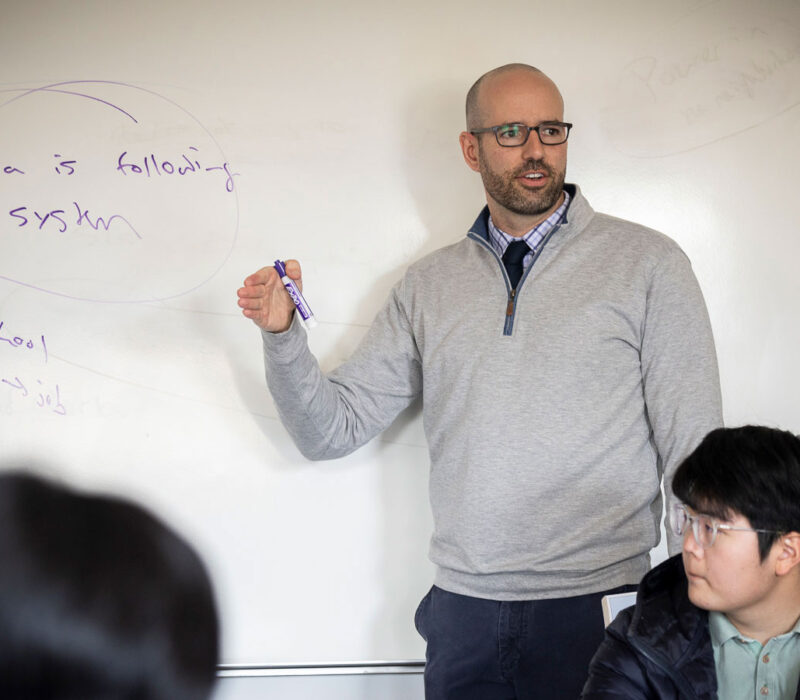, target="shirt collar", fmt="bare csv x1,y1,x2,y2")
710,610,800,650
487,190,570,258
709,611,747,649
